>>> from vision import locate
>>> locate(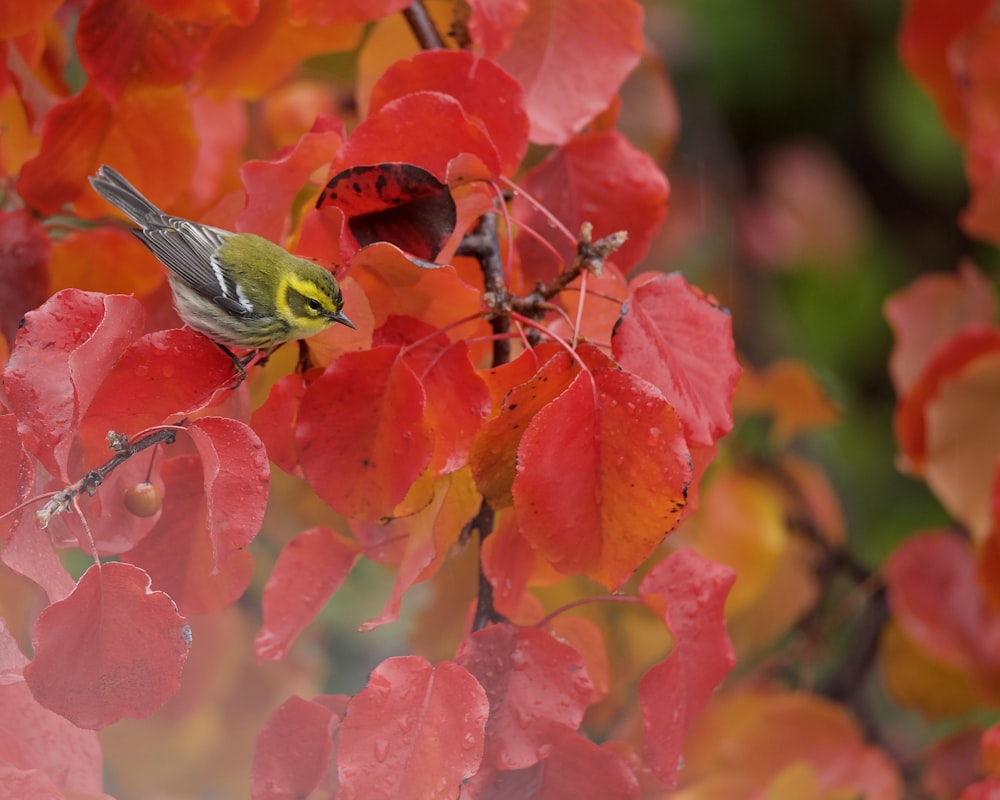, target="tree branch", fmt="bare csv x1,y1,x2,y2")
36,425,181,527
510,223,627,316
403,1,445,50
